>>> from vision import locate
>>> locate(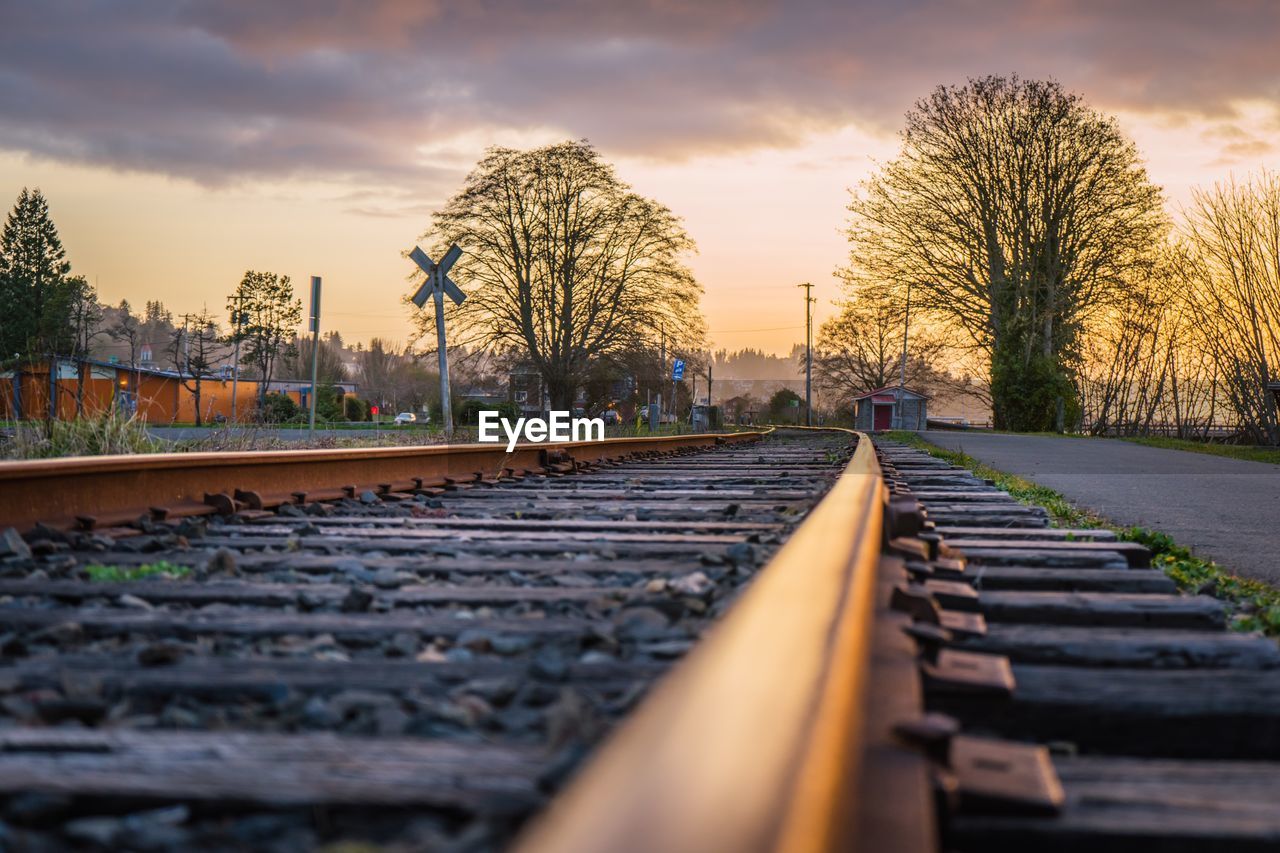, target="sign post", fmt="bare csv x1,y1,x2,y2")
409,244,465,438
672,359,684,426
